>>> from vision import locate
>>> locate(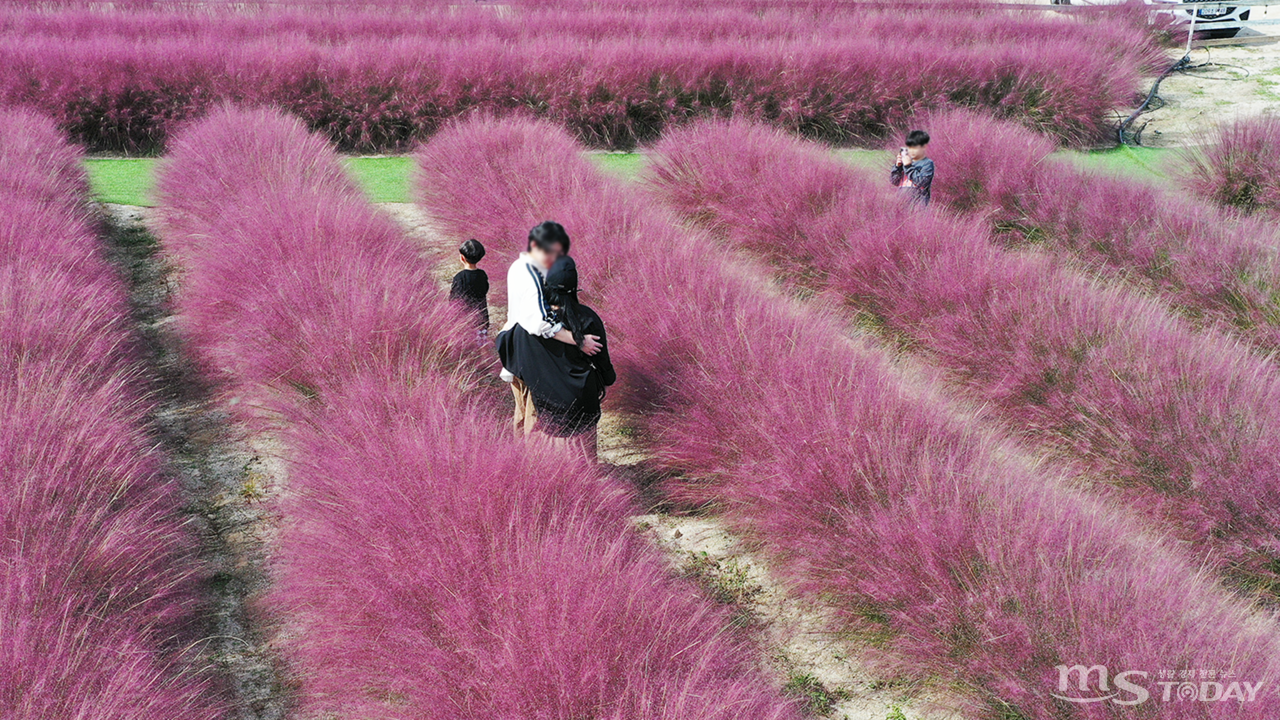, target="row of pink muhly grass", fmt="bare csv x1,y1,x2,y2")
0,109,219,718
154,106,801,720
413,115,1280,720
1178,114,1280,219
2,3,1158,54
920,110,1280,357
0,0,1158,16
644,119,1280,597
0,6,1157,154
